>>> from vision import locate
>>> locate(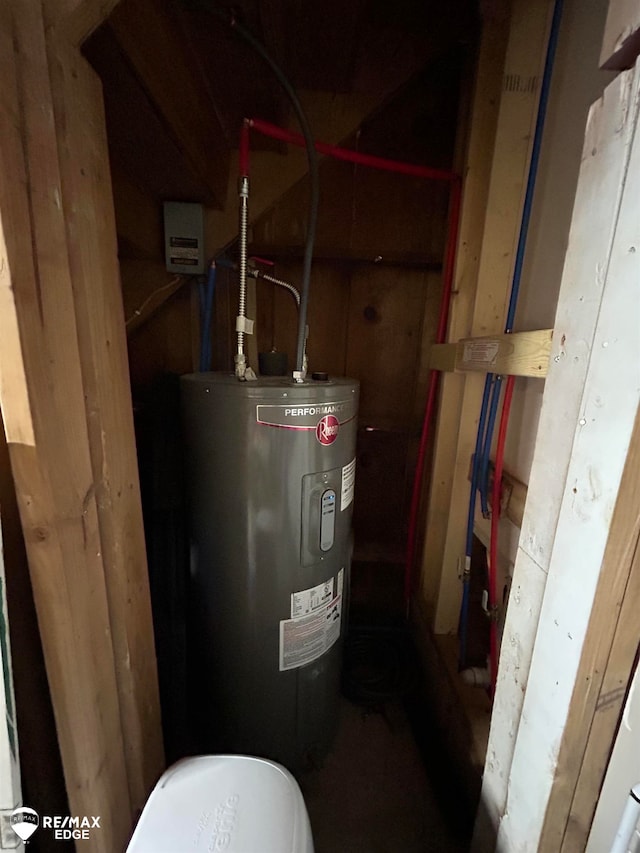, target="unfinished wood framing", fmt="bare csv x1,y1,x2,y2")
539,408,640,850
476,56,640,848
0,0,163,846
428,343,458,374
485,56,640,851
463,458,528,529
247,245,443,268
430,328,552,377
0,4,129,846
125,269,189,336
417,0,511,618
49,30,164,809
420,0,555,632
494,468,527,530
